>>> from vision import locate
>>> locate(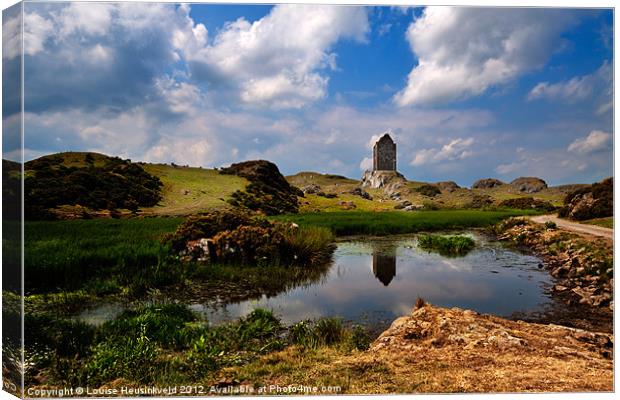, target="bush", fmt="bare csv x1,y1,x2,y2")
499,197,555,211
25,153,163,219
414,184,441,197
418,234,475,256
544,221,557,230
